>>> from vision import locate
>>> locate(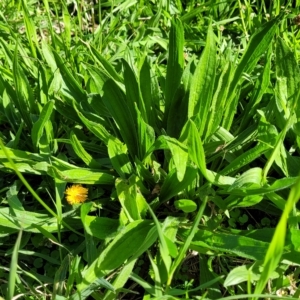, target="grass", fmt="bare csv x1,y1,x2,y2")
0,0,300,299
